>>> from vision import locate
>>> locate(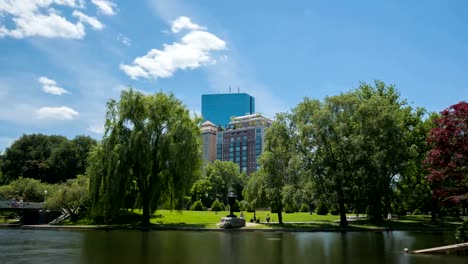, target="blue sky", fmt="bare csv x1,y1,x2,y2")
1,0,467,151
